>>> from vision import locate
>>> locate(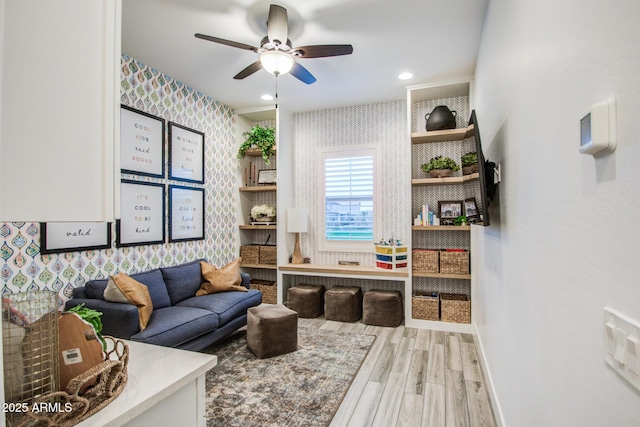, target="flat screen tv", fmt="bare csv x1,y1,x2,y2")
468,110,496,227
